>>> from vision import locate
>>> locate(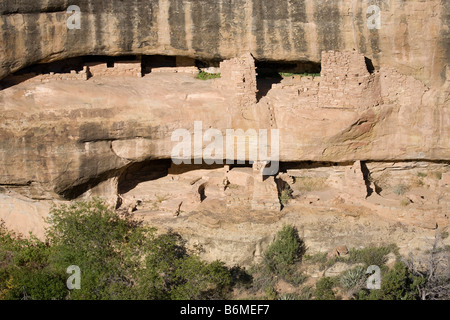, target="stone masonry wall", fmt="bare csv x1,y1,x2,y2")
151,66,199,74
86,61,142,78
318,51,382,109
218,53,258,106
270,75,320,108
